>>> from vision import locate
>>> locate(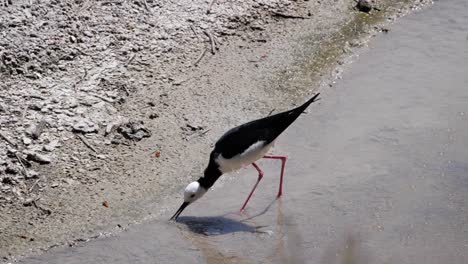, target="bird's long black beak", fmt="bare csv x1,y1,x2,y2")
170,202,189,221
